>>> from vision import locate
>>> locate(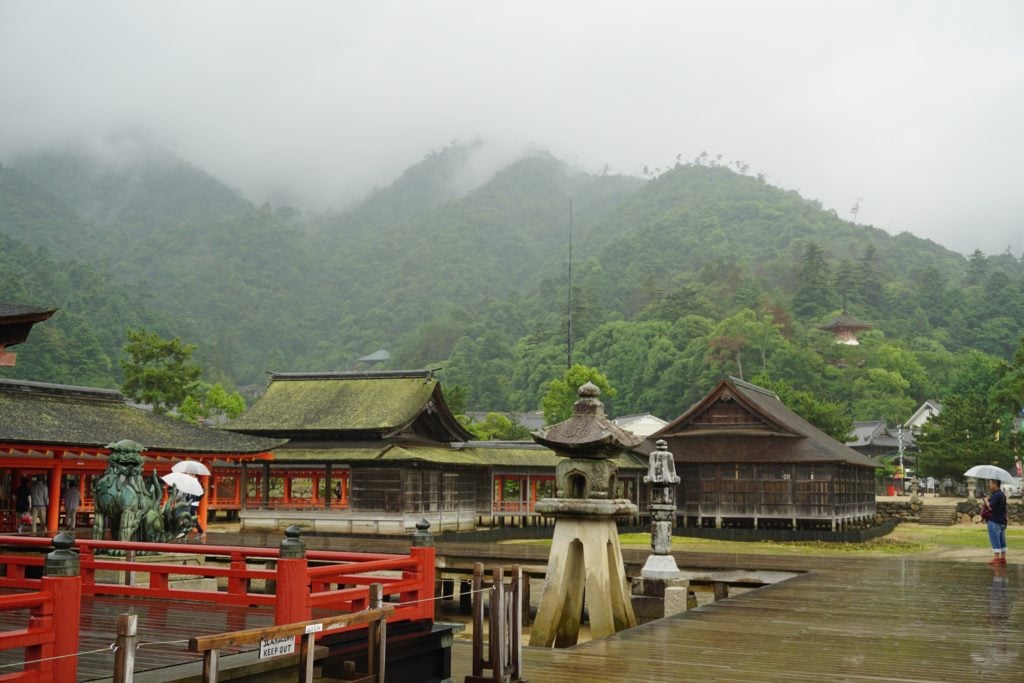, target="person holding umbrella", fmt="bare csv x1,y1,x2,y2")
982,479,1008,565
